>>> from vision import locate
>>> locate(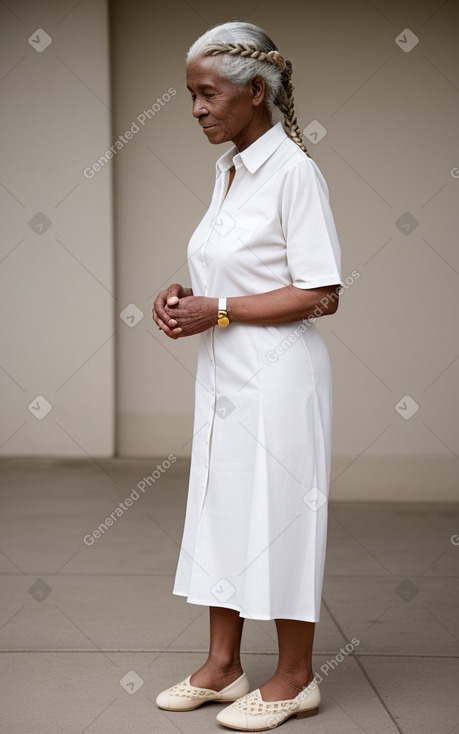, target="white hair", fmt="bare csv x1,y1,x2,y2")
186,21,310,155
187,22,282,111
